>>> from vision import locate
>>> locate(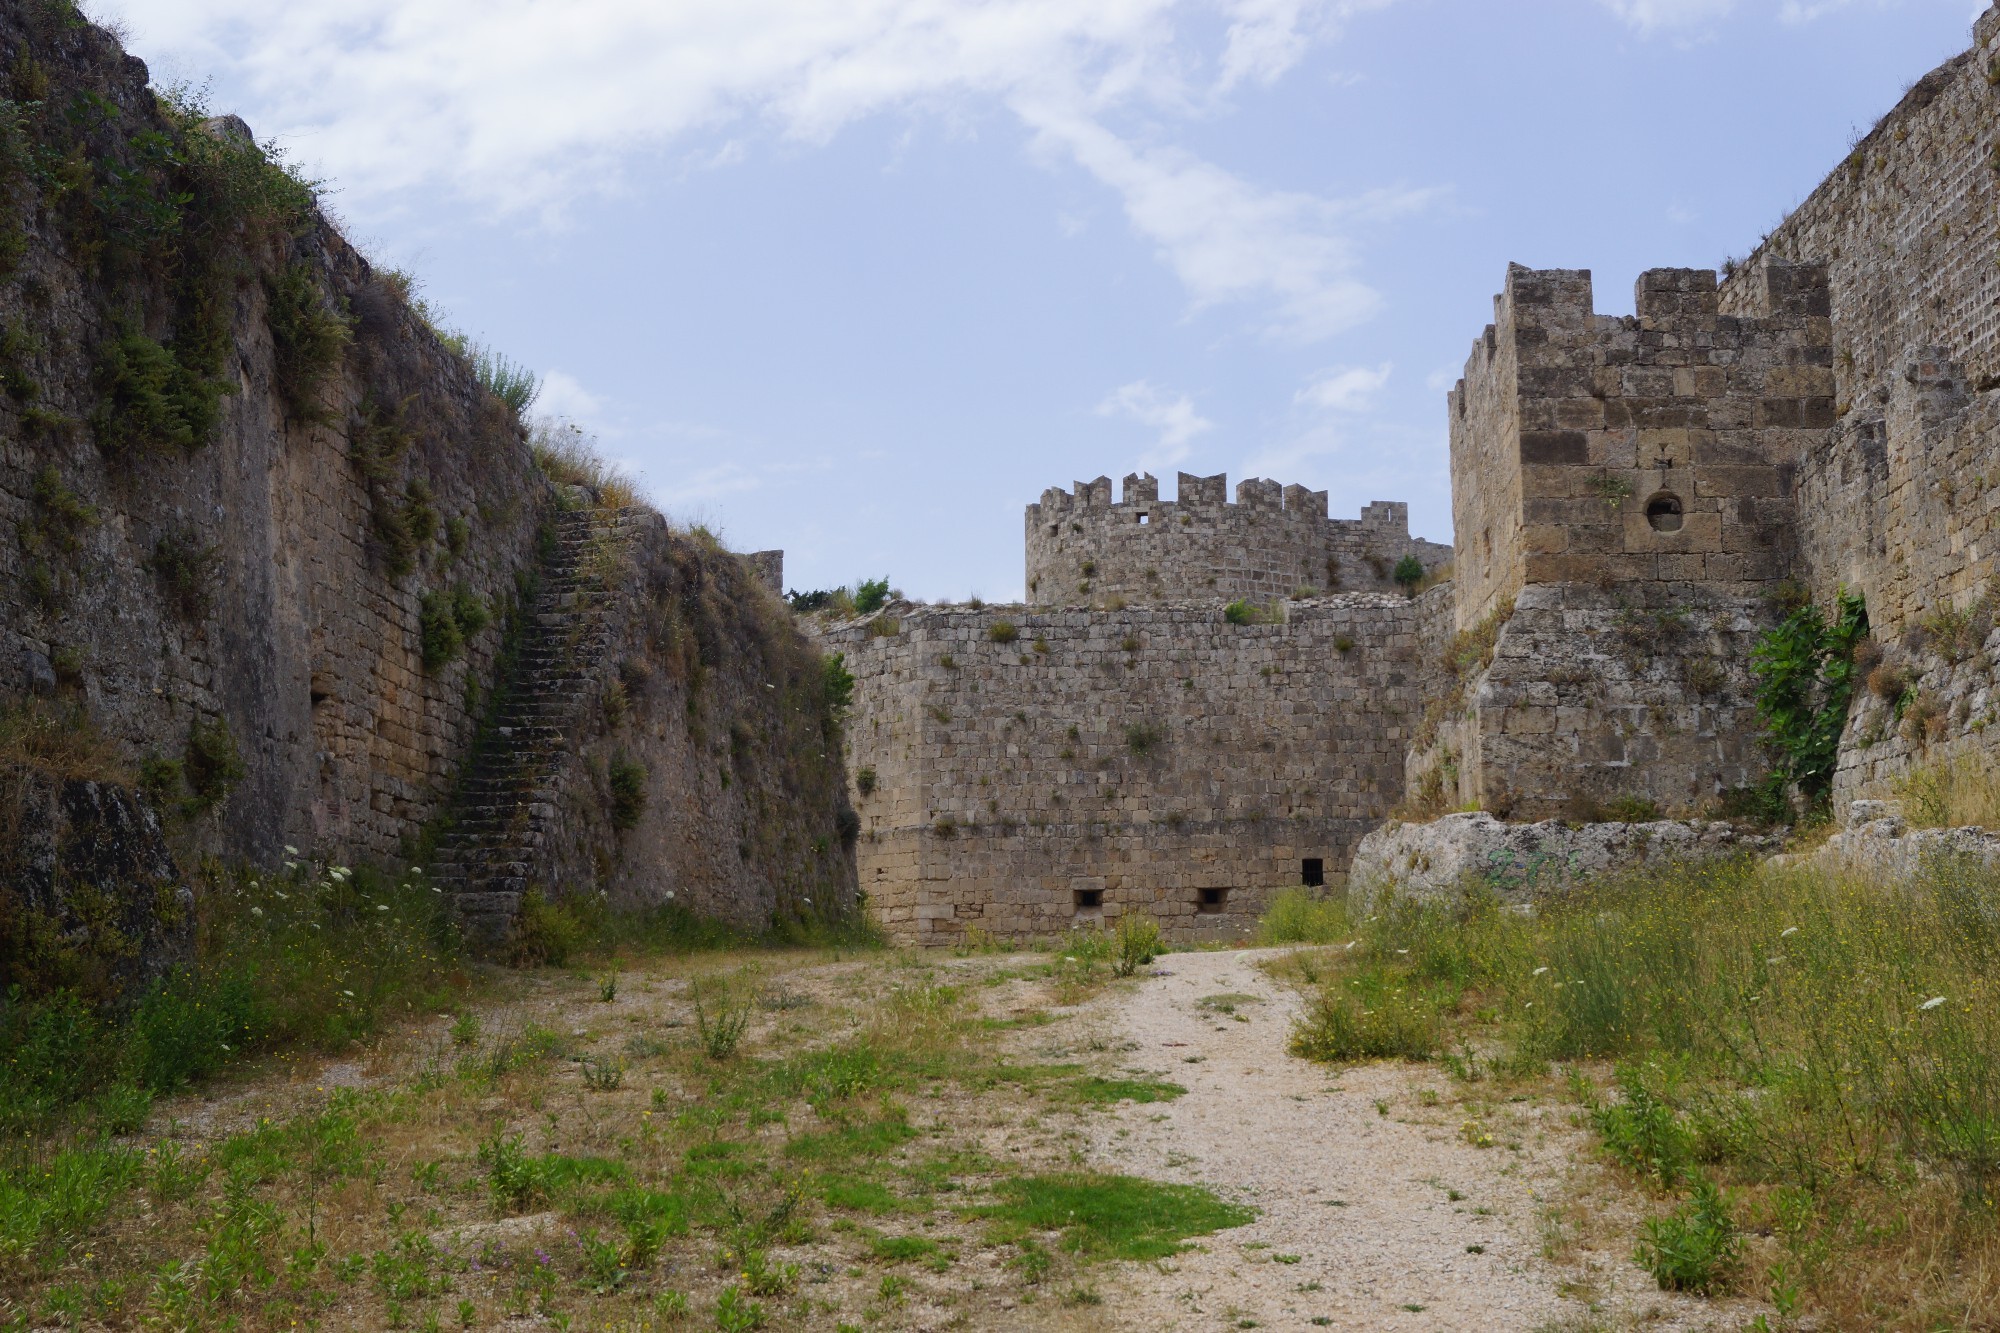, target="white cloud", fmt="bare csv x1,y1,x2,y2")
1097,379,1214,467
1596,0,1737,32
111,0,1426,342
1296,362,1391,412
536,370,604,421
1424,366,1457,393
